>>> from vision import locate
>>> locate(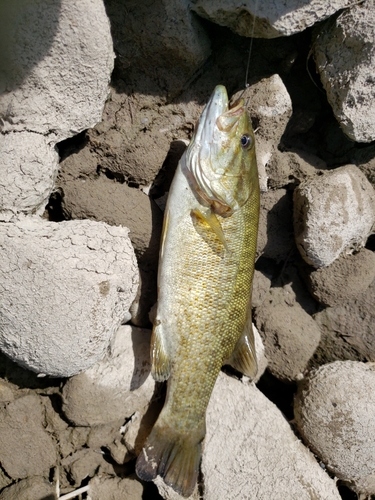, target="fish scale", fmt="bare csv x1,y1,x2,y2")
136,85,260,497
